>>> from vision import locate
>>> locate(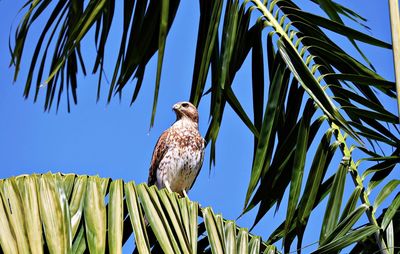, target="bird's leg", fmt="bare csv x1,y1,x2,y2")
165,181,173,194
